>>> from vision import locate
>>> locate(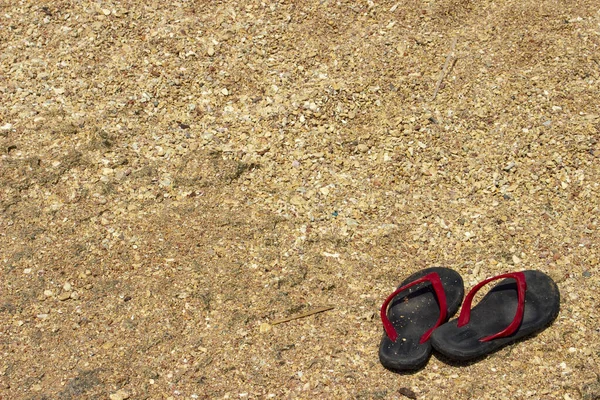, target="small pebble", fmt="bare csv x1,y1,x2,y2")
503,162,516,172
357,144,369,153
398,387,417,400
290,195,304,206
346,218,359,227
58,292,71,301
207,47,215,56
109,390,130,400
